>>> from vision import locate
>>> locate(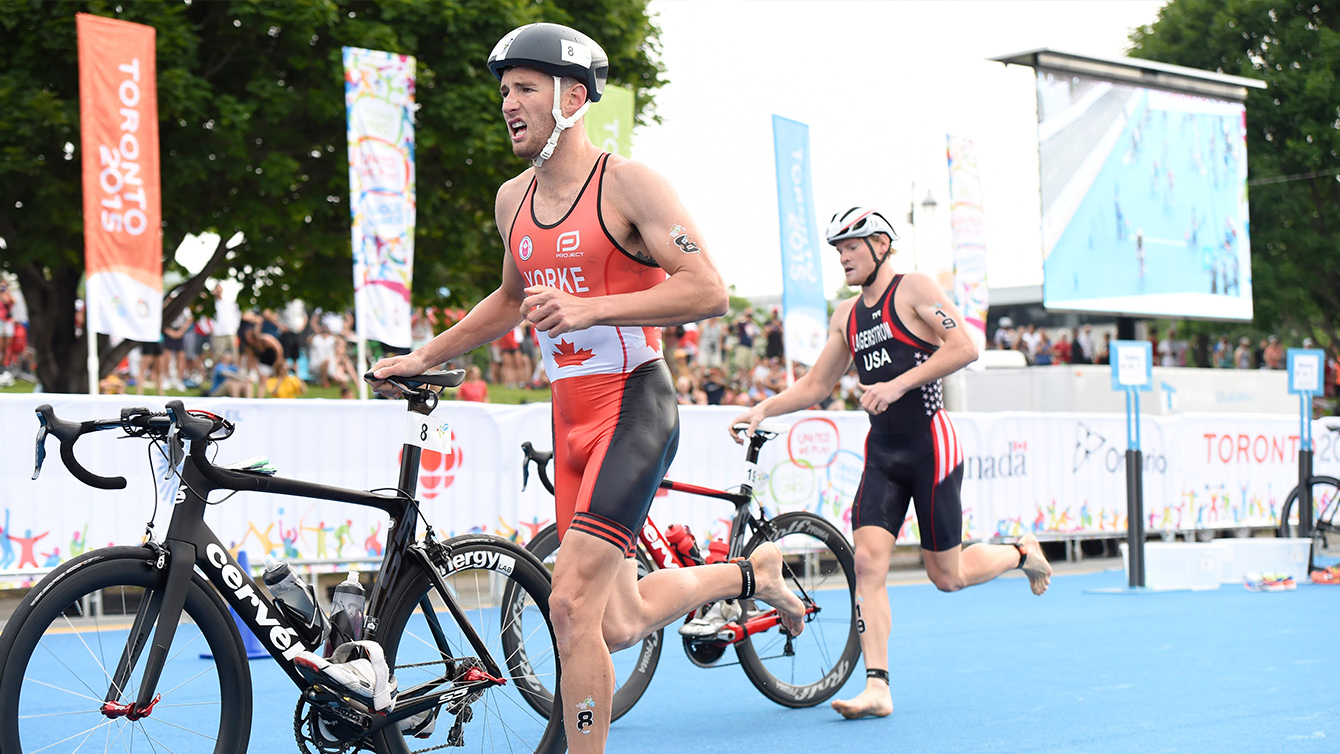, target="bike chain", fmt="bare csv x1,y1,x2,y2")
293,686,375,754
